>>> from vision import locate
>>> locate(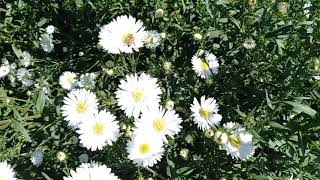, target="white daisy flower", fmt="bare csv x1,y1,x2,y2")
99,15,146,54
224,128,255,161
0,161,16,180
0,65,10,78
40,33,54,52
190,96,222,130
134,106,182,143
59,71,78,90
191,52,219,79
30,150,44,167
61,89,98,128
115,73,162,119
127,133,164,167
64,162,119,180
17,68,34,87
77,110,120,151
144,30,161,49
46,25,55,34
